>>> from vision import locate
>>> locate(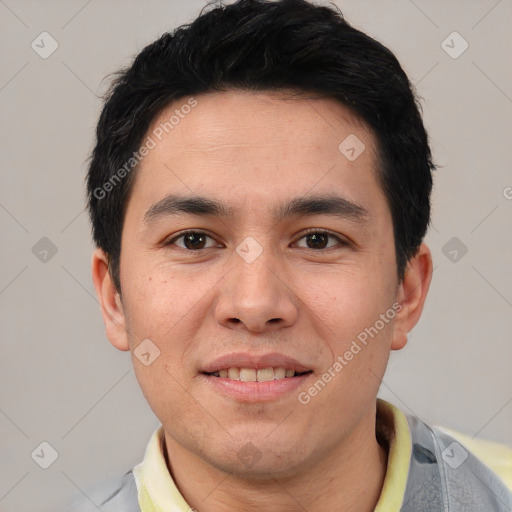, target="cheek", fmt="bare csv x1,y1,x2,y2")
123,272,196,419
298,283,396,433
299,264,396,340
121,264,217,402
121,263,211,341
